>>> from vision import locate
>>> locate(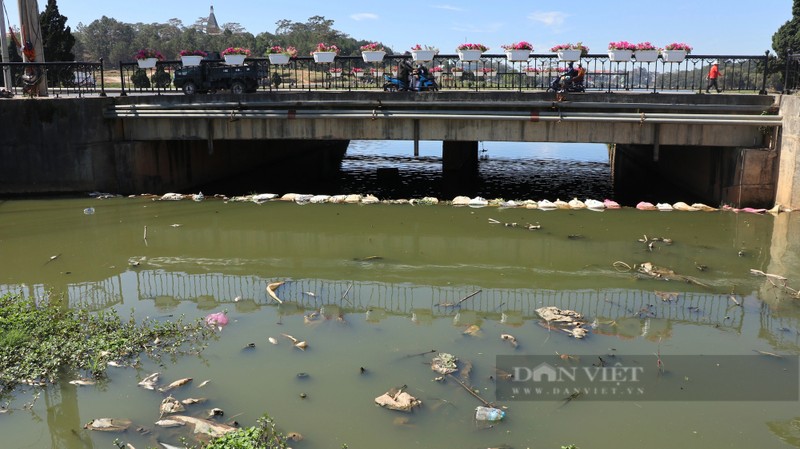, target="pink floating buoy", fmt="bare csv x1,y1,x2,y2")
603,199,621,209
636,201,657,211
205,311,229,329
